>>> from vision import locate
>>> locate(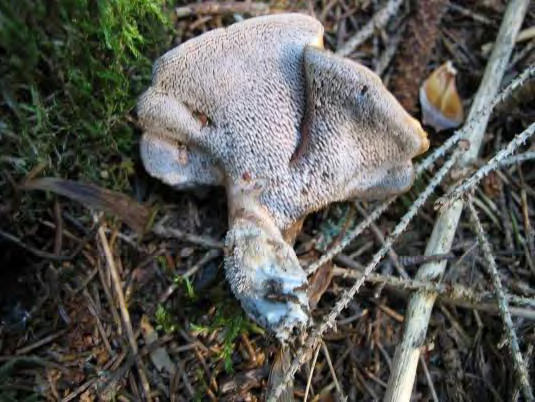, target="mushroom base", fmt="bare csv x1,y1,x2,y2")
224,180,310,343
